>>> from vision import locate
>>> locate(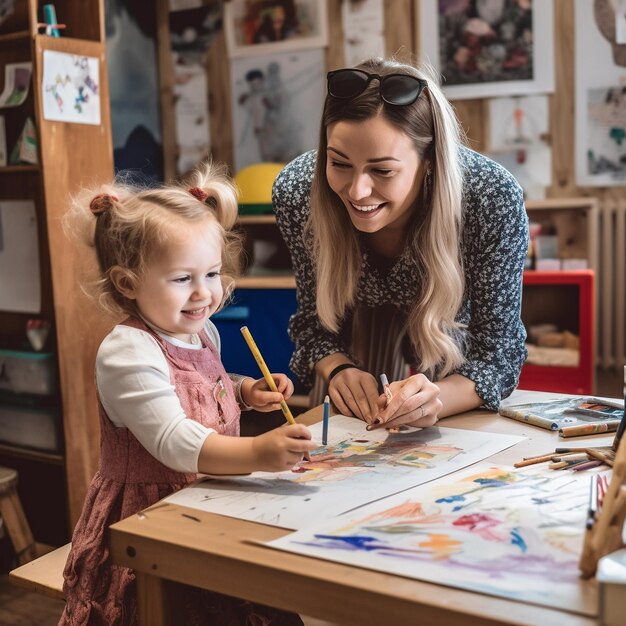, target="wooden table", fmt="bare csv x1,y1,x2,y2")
110,391,612,626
